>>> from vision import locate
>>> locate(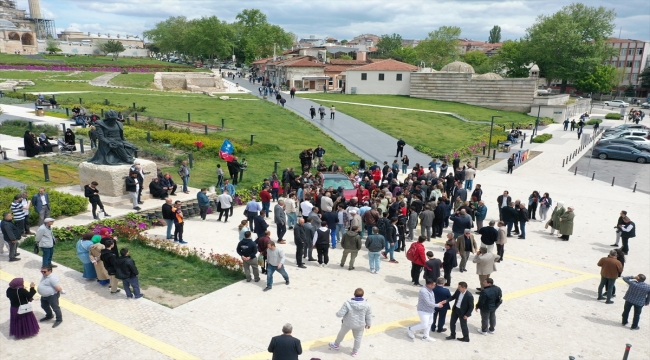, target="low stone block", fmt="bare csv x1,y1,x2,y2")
78,158,157,197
